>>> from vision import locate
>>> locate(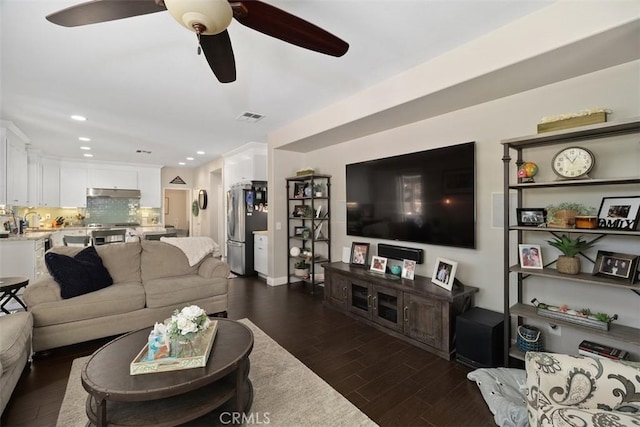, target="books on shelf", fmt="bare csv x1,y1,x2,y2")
578,340,629,361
